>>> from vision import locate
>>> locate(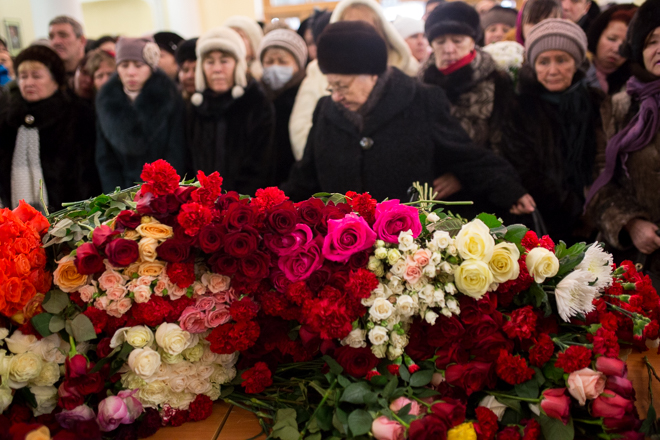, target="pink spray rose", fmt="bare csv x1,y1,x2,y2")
372,416,405,440
117,389,143,423
592,391,635,419
322,213,376,263
596,356,627,377
389,397,423,416
567,368,606,406
179,307,208,333
205,305,231,328
541,388,571,424
373,200,422,243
